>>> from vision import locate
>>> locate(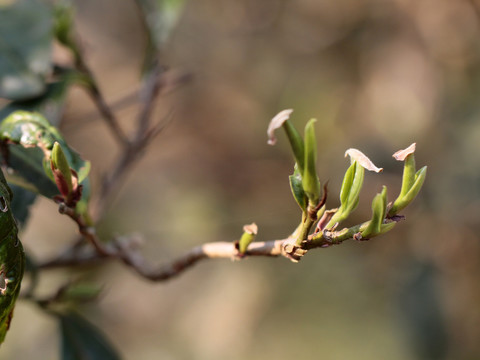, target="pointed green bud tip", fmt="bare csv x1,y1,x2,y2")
283,120,305,173
51,142,73,194
267,109,294,145
238,223,258,254
302,119,321,204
